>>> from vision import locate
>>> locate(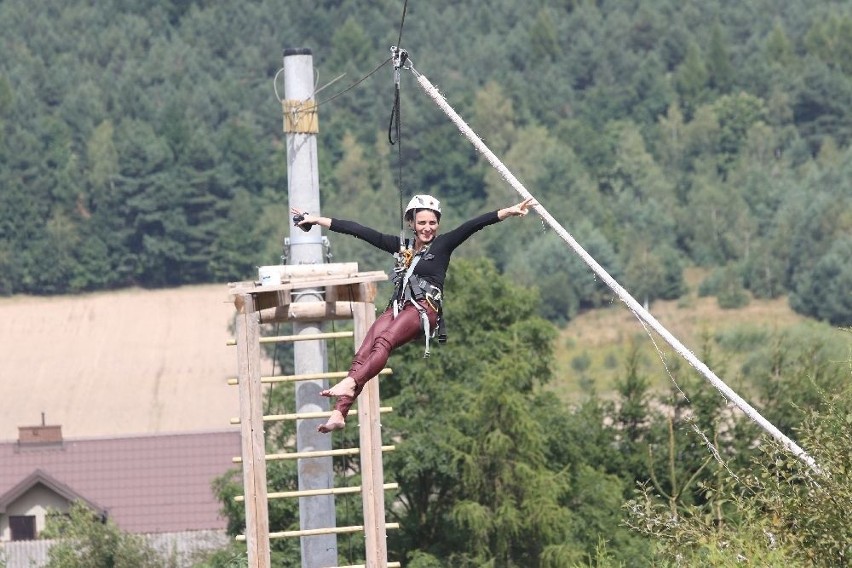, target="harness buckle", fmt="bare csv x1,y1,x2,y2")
424,285,442,312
